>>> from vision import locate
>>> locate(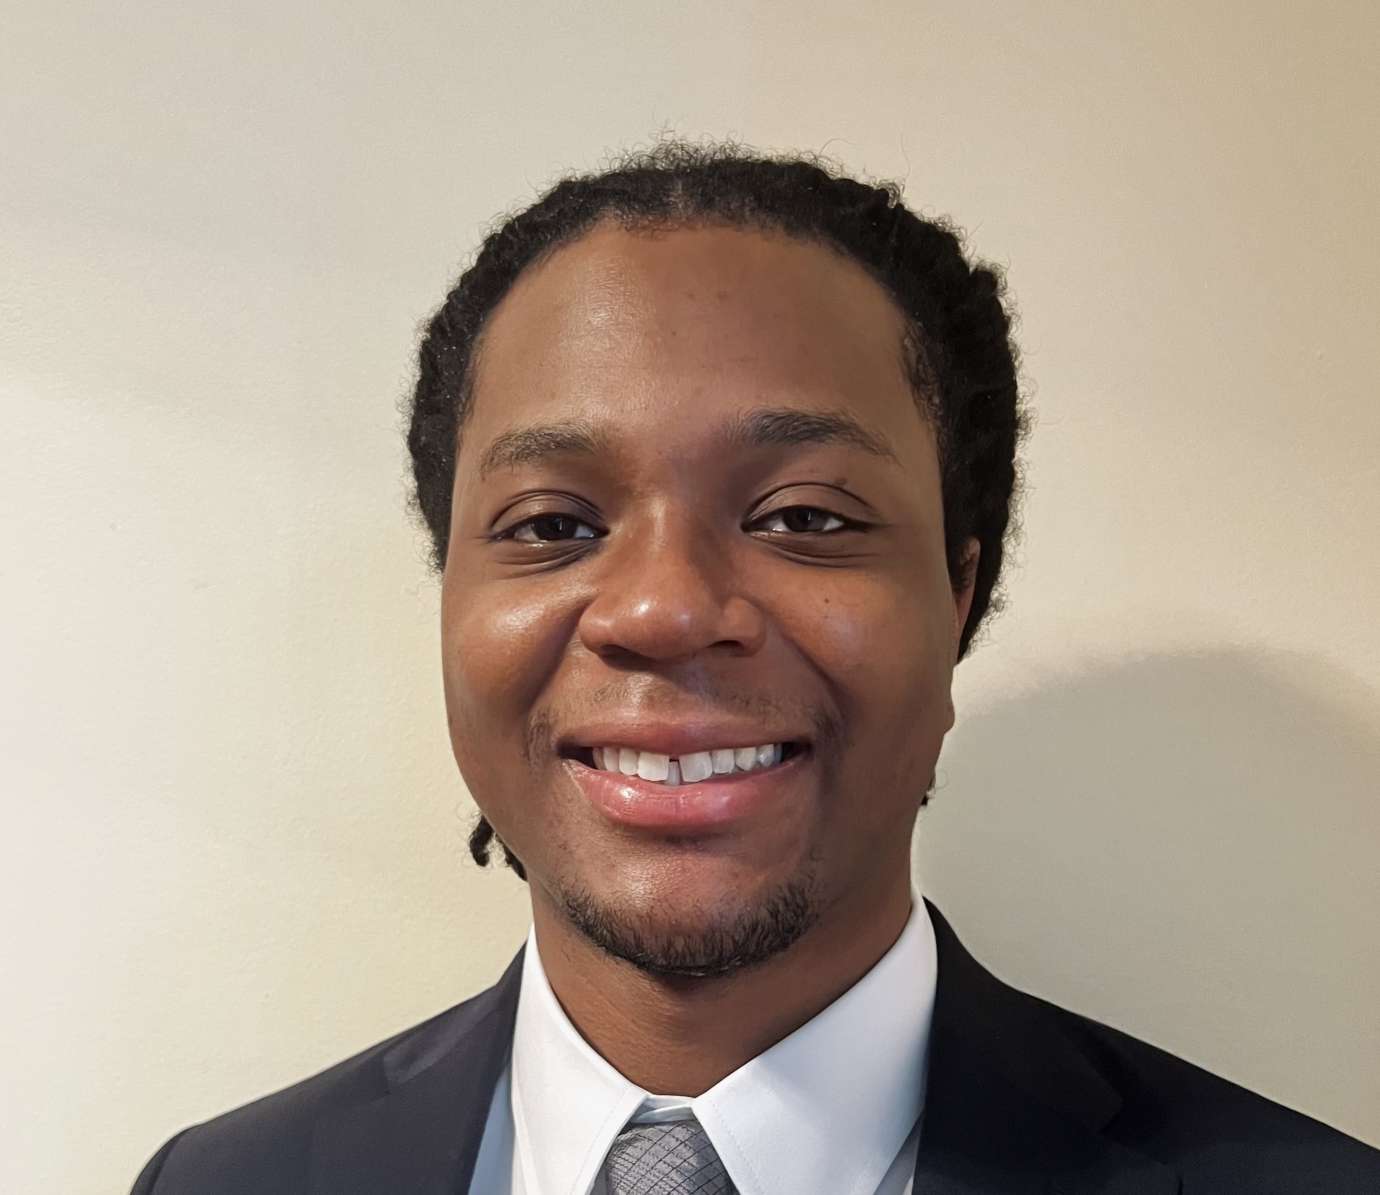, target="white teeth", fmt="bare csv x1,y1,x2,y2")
679,751,714,784
589,743,791,785
636,752,670,782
